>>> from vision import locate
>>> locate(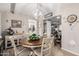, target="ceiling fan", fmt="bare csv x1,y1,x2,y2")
10,3,16,14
